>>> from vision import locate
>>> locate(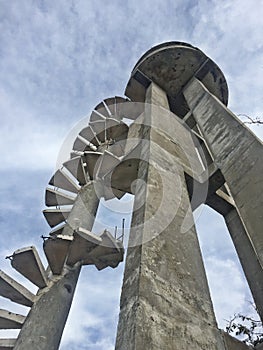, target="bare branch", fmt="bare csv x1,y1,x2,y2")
238,114,263,125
